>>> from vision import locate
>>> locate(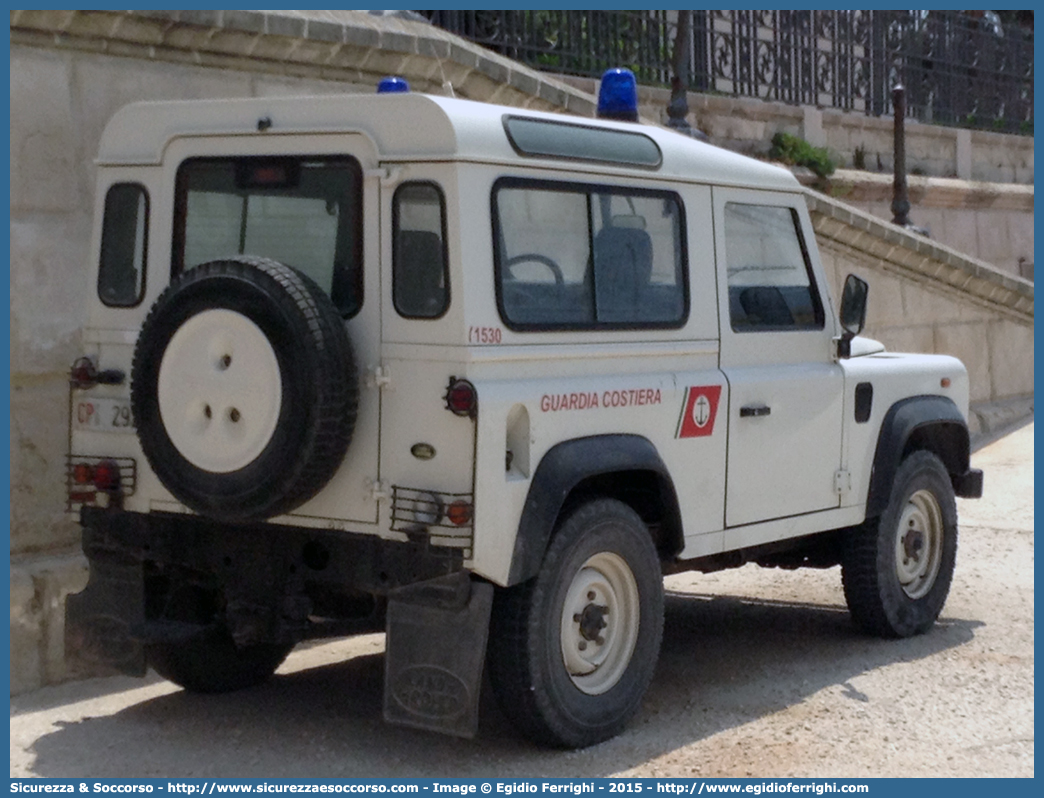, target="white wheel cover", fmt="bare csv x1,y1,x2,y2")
894,488,944,599
559,552,641,696
158,309,283,473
